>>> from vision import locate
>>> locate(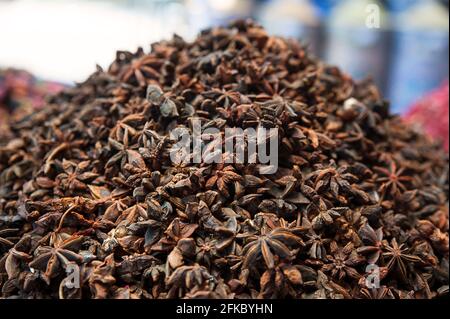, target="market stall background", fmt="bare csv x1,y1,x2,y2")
0,0,449,117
